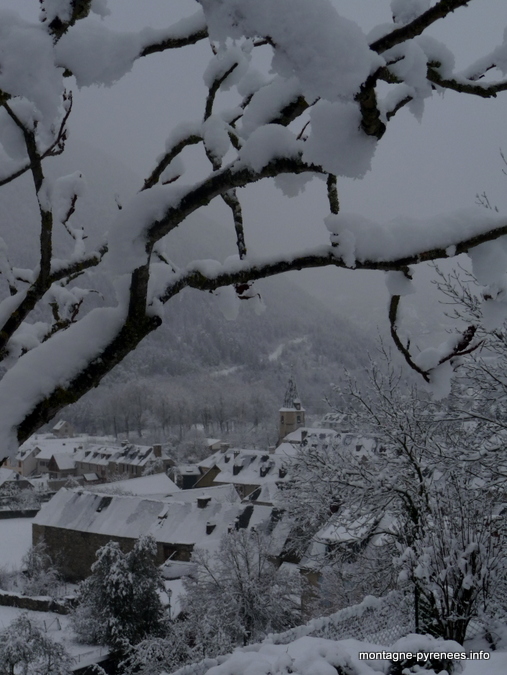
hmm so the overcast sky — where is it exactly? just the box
[2,0,507,331]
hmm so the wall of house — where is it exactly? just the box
[33,524,194,581]
[193,466,221,489]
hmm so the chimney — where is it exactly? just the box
[153,444,162,458]
[197,496,212,509]
[206,522,216,535]
[220,443,230,453]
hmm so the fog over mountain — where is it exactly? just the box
[0,139,450,436]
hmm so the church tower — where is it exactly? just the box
[278,376,305,444]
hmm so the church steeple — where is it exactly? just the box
[278,376,305,444]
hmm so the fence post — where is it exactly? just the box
[414,586,420,634]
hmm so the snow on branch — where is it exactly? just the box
[1,0,507,451]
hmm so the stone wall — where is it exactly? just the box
[0,508,39,519]
[0,589,72,614]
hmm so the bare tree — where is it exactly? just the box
[282,366,507,641]
[1,0,507,455]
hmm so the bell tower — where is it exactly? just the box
[278,376,305,444]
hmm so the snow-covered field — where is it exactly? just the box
[0,516,34,569]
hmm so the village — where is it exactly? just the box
[0,378,375,672]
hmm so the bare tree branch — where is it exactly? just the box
[370,0,474,54]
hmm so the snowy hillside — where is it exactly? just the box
[0,139,375,432]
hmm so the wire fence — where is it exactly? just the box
[265,590,415,646]
[167,584,507,675]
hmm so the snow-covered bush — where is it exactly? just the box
[22,541,62,597]
[387,634,465,674]
[185,530,302,645]
[0,613,73,675]
[123,530,302,674]
[393,469,507,644]
[72,535,169,652]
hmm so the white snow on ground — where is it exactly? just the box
[0,604,108,666]
[166,639,507,675]
[463,652,507,674]
[0,517,33,569]
[165,578,185,619]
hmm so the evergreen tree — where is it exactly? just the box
[72,535,168,652]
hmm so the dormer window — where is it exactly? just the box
[96,496,112,512]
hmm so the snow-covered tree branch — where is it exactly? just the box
[1,0,507,454]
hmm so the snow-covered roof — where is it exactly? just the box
[173,464,201,476]
[282,427,337,444]
[199,448,286,487]
[314,432,379,459]
[246,482,281,505]
[52,420,70,431]
[0,468,30,487]
[76,442,166,468]
[51,454,76,471]
[317,512,378,544]
[302,511,395,568]
[274,442,299,459]
[34,487,289,555]
[162,484,239,504]
[91,472,180,496]
[18,436,90,460]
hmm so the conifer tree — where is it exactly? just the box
[72,535,168,653]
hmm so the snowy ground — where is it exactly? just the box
[0,517,101,667]
[463,652,507,674]
[0,516,34,569]
[0,604,108,667]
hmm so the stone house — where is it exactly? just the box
[47,454,77,481]
[194,447,289,500]
[0,468,34,493]
[32,484,290,581]
[74,442,172,481]
[52,420,75,438]
[8,436,88,477]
